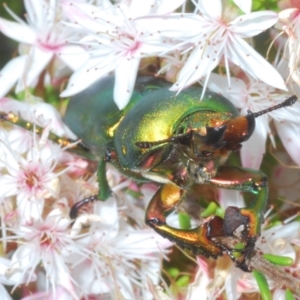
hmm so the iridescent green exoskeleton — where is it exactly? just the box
[64,76,297,271]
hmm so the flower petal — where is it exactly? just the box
[102,0,185,25]
[129,0,157,17]
[0,56,27,97]
[170,43,220,91]
[60,55,116,97]
[92,197,119,238]
[0,97,29,113]
[273,289,287,300]
[16,195,44,221]
[195,0,222,19]
[57,45,89,71]
[240,116,268,169]
[31,102,78,139]
[3,249,37,284]
[0,98,73,139]
[135,14,203,39]
[114,57,140,109]
[0,176,18,198]
[116,229,171,254]
[152,0,186,14]
[277,8,299,29]
[275,121,300,166]
[230,11,278,37]
[61,0,106,33]
[207,73,248,108]
[15,47,53,93]
[0,17,36,44]
[24,0,47,29]
[50,253,78,299]
[187,257,210,299]
[226,37,287,91]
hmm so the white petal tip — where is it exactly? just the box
[60,88,76,98]
[114,99,128,110]
[169,84,179,92]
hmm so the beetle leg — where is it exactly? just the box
[69,195,98,219]
[146,183,225,258]
[209,166,268,266]
[97,158,111,200]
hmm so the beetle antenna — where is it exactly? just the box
[253,95,297,118]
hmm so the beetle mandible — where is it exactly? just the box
[65,75,297,271]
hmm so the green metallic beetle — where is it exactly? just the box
[64,75,297,271]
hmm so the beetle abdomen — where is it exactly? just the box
[64,76,169,154]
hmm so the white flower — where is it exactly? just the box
[0,256,35,300]
[4,211,80,299]
[18,287,74,300]
[186,256,211,299]
[136,0,286,96]
[70,196,170,299]
[276,3,300,87]
[206,72,300,169]
[0,120,33,155]
[0,97,77,140]
[0,124,71,221]
[146,275,173,300]
[0,111,170,298]
[0,0,88,97]
[60,0,184,109]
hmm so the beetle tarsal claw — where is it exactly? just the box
[224,206,249,236]
[212,228,256,272]
[219,206,258,271]
[232,238,256,272]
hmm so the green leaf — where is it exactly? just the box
[168,267,180,278]
[253,270,272,300]
[263,254,294,266]
[285,289,295,300]
[175,275,190,287]
[201,202,218,218]
[178,212,191,230]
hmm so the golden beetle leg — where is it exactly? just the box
[146,183,225,258]
[209,165,268,269]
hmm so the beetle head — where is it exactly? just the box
[134,95,297,185]
[187,95,299,159]
[135,120,246,184]
[172,110,261,184]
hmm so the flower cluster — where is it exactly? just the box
[0,0,300,299]
[0,104,170,299]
